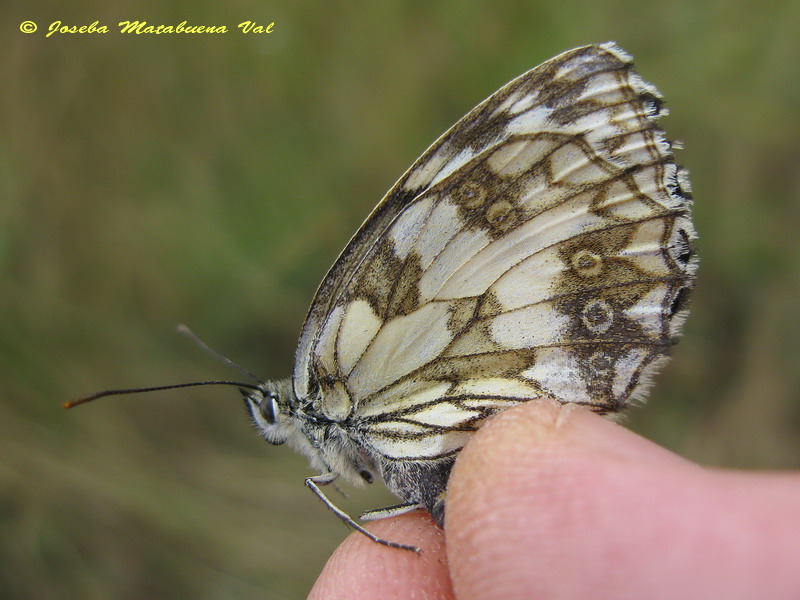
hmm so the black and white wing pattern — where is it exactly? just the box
[293,43,695,472]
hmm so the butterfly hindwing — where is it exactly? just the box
[291,43,695,520]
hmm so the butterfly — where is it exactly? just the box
[71,42,696,552]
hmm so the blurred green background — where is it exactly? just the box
[3,0,799,597]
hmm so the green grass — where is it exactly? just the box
[3,0,800,597]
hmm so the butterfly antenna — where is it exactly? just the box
[65,380,263,409]
[176,324,267,385]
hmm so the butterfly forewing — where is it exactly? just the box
[293,43,695,507]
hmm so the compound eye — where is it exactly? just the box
[260,393,279,425]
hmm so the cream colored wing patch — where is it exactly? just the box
[295,43,696,461]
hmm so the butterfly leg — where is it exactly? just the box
[305,473,421,553]
[360,502,424,521]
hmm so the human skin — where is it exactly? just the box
[308,400,800,600]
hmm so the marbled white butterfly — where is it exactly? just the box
[71,42,696,552]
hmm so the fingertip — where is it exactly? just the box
[445,400,694,599]
[309,512,454,600]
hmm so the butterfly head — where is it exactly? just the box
[242,378,295,446]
